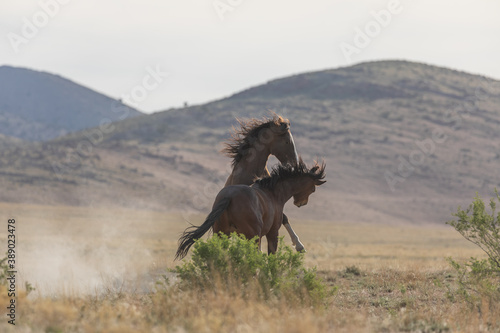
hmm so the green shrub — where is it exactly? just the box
[173,233,334,306]
[446,189,500,309]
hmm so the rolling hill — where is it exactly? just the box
[1,60,499,224]
[0,66,142,141]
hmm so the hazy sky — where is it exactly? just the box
[1,0,499,113]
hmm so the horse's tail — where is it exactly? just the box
[175,197,231,260]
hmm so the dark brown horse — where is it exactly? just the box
[175,159,326,260]
[222,114,306,252]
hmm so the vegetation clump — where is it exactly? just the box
[447,189,500,311]
[173,232,333,306]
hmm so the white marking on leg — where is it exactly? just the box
[284,223,306,252]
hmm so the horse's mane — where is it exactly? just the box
[253,158,326,190]
[222,113,290,166]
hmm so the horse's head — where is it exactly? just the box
[293,178,326,207]
[268,119,299,166]
[254,159,326,207]
[292,163,326,207]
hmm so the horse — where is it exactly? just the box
[221,113,307,252]
[175,159,326,260]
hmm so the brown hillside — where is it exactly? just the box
[1,60,499,224]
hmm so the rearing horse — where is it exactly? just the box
[222,114,307,252]
[175,159,326,260]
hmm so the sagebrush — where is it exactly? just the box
[172,232,333,306]
[447,189,500,310]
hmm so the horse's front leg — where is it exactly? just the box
[266,229,279,254]
[282,213,306,252]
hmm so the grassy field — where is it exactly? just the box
[0,203,498,332]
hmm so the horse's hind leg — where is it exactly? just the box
[282,214,306,252]
[266,229,279,254]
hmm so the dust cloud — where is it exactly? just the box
[11,204,170,297]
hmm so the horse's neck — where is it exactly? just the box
[225,151,270,186]
[273,179,301,205]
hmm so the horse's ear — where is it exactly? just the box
[315,180,326,186]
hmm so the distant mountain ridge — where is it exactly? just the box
[0,66,143,141]
[229,60,483,101]
[1,60,499,224]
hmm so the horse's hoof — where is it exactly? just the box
[295,245,306,253]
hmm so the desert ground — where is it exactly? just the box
[0,202,497,332]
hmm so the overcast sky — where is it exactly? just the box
[1,0,499,113]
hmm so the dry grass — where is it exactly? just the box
[0,203,498,332]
